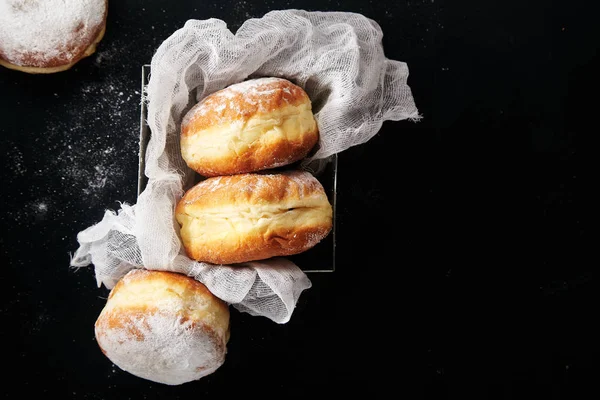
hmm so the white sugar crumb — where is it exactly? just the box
[267,154,296,168]
[88,165,108,193]
[5,142,27,176]
[232,0,254,23]
[24,199,52,219]
[0,0,107,67]
[304,231,326,248]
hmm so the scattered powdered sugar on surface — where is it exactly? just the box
[0,0,107,66]
[96,310,224,385]
[230,0,253,22]
[48,77,140,204]
[4,141,27,177]
[33,202,48,213]
[2,54,140,238]
[2,20,173,284]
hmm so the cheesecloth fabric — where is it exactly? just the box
[71,10,419,323]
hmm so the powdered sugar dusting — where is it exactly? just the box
[212,77,291,110]
[181,77,307,129]
[182,170,324,205]
[226,77,287,96]
[96,310,225,385]
[285,170,321,191]
[303,229,328,249]
[0,0,107,67]
[197,176,223,194]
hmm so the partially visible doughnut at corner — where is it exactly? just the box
[180,77,319,177]
[94,269,230,385]
[175,170,333,265]
[0,0,108,73]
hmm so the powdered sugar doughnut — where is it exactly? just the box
[181,77,319,177]
[0,0,108,74]
[175,170,333,264]
[95,269,230,385]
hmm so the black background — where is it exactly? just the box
[1,0,598,398]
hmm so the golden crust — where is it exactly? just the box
[98,269,229,333]
[180,77,319,177]
[182,78,311,132]
[175,170,333,265]
[0,1,108,73]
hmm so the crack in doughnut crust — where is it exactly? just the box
[95,269,230,386]
[0,0,108,73]
[181,77,319,177]
[175,170,333,265]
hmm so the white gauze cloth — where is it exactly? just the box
[71,10,419,324]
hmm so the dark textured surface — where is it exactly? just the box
[1,0,598,398]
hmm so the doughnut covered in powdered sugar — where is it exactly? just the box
[0,0,108,73]
[180,77,319,177]
[175,170,333,265]
[95,269,230,385]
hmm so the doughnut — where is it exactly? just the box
[94,269,230,385]
[180,77,319,177]
[0,0,108,74]
[175,170,333,265]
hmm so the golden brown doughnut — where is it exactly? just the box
[180,77,319,177]
[0,0,108,74]
[175,170,333,265]
[94,269,230,385]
